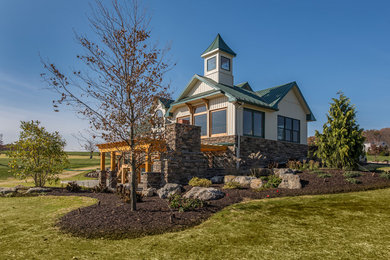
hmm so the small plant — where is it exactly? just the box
[308,160,320,171]
[188,177,212,187]
[346,178,362,184]
[66,182,81,192]
[267,161,279,169]
[250,168,272,178]
[343,171,362,178]
[223,181,243,189]
[263,175,282,189]
[380,171,390,179]
[168,194,204,212]
[317,173,332,178]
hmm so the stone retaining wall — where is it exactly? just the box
[141,172,162,189]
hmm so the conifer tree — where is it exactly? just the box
[315,92,365,169]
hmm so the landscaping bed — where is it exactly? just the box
[53,169,390,239]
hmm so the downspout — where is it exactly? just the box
[235,102,244,170]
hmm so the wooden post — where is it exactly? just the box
[110,151,116,171]
[100,152,106,171]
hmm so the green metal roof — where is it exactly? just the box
[158,97,175,108]
[201,34,236,57]
[167,75,316,121]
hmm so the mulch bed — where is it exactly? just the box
[52,170,390,239]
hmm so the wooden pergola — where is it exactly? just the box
[96,140,228,184]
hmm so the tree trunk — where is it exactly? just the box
[90,151,93,159]
[130,150,137,211]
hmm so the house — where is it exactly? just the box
[158,34,316,168]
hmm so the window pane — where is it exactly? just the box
[212,110,226,134]
[221,56,230,71]
[278,116,284,128]
[207,56,216,71]
[285,118,292,130]
[253,112,263,137]
[178,117,190,125]
[194,105,206,114]
[293,119,300,131]
[278,128,284,140]
[293,131,299,143]
[194,114,207,136]
[285,130,292,141]
[243,109,252,135]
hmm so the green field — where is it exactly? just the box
[367,154,390,162]
[0,152,102,180]
[1,189,390,259]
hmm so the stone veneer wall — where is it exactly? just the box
[239,136,308,169]
[163,123,208,184]
[141,172,161,189]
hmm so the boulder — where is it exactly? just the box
[211,176,224,184]
[224,175,236,183]
[184,187,225,201]
[0,187,16,195]
[278,174,302,189]
[250,179,263,189]
[14,185,28,191]
[157,183,182,199]
[142,188,156,197]
[26,187,52,194]
[274,168,295,178]
[233,176,257,187]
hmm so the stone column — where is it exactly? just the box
[99,152,106,187]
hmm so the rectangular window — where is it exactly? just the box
[207,56,216,71]
[194,114,207,136]
[221,56,230,71]
[211,109,227,135]
[243,108,264,137]
[277,115,300,143]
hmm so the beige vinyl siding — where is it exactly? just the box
[209,96,228,110]
[187,81,214,97]
[173,106,190,119]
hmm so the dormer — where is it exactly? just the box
[201,34,236,87]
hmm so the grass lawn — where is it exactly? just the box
[366,154,390,162]
[1,189,390,259]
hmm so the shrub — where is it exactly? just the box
[66,182,81,192]
[223,181,243,189]
[346,178,362,184]
[380,171,390,179]
[263,175,282,189]
[188,177,212,187]
[343,171,363,178]
[168,194,204,212]
[317,173,332,178]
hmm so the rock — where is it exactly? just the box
[224,175,236,183]
[274,168,295,178]
[142,188,156,197]
[250,179,263,189]
[233,176,257,187]
[26,187,52,194]
[211,176,224,184]
[157,183,182,199]
[278,174,302,189]
[0,187,16,195]
[184,187,225,201]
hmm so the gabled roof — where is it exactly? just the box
[256,82,316,121]
[201,34,236,57]
[236,82,253,91]
[158,97,175,109]
[167,75,316,121]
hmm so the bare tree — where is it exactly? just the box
[72,131,98,159]
[41,0,173,210]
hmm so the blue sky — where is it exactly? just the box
[1,0,389,150]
